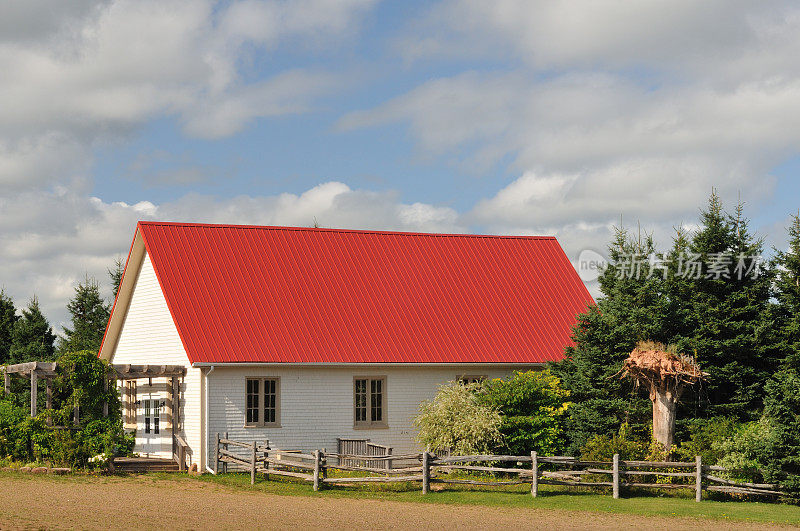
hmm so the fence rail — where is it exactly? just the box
[213,434,788,499]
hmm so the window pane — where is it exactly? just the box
[355,379,367,423]
[246,379,260,424]
[264,379,277,424]
[371,379,382,422]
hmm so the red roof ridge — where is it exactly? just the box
[136,220,557,241]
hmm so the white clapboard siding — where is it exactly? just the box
[207,366,519,464]
[110,252,201,466]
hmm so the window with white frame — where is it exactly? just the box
[245,377,280,427]
[354,377,387,428]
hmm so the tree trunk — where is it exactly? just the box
[651,387,678,451]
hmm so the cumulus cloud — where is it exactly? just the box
[0,0,376,189]
[0,0,381,327]
[0,182,461,329]
[343,1,800,273]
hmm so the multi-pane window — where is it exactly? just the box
[245,378,280,427]
[144,399,159,434]
[354,377,387,428]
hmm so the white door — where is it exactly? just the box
[139,396,162,456]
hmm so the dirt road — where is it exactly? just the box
[0,474,790,530]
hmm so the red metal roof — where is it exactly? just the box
[135,221,594,364]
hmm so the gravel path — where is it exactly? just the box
[0,474,791,530]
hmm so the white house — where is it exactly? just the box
[99,222,593,472]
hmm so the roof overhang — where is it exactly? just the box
[98,228,147,361]
[191,362,548,368]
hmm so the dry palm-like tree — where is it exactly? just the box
[620,341,706,452]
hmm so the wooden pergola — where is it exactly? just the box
[1,362,186,425]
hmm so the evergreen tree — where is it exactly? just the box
[0,290,18,364]
[552,226,659,454]
[59,276,111,354]
[9,297,56,363]
[681,193,774,420]
[553,192,777,454]
[108,258,124,302]
[772,214,800,372]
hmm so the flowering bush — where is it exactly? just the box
[415,381,503,455]
[88,453,108,469]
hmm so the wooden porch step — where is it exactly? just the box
[114,457,180,473]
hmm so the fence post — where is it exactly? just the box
[531,451,538,497]
[264,442,270,481]
[612,454,620,499]
[422,451,430,494]
[214,432,220,475]
[695,455,702,502]
[313,450,321,491]
[321,449,327,481]
[223,431,228,474]
[251,441,257,485]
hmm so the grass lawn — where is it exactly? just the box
[185,471,800,526]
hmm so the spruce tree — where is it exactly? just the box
[772,214,800,371]
[9,297,56,363]
[552,226,658,454]
[759,215,800,491]
[59,276,111,354]
[682,193,774,420]
[554,192,777,454]
[0,290,18,364]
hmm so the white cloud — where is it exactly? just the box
[338,1,800,293]
[0,0,380,328]
[181,69,341,139]
[0,182,461,330]
[0,0,376,189]
[397,0,796,78]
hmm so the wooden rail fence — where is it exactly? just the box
[213,435,788,499]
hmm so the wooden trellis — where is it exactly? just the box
[1,361,185,427]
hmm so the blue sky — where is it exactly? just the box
[1,0,800,327]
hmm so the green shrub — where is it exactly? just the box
[415,381,503,455]
[580,422,649,461]
[478,370,571,456]
[675,417,739,464]
[0,350,130,468]
[711,370,800,498]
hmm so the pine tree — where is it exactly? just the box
[59,276,111,354]
[9,297,56,363]
[0,290,18,364]
[108,258,124,302]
